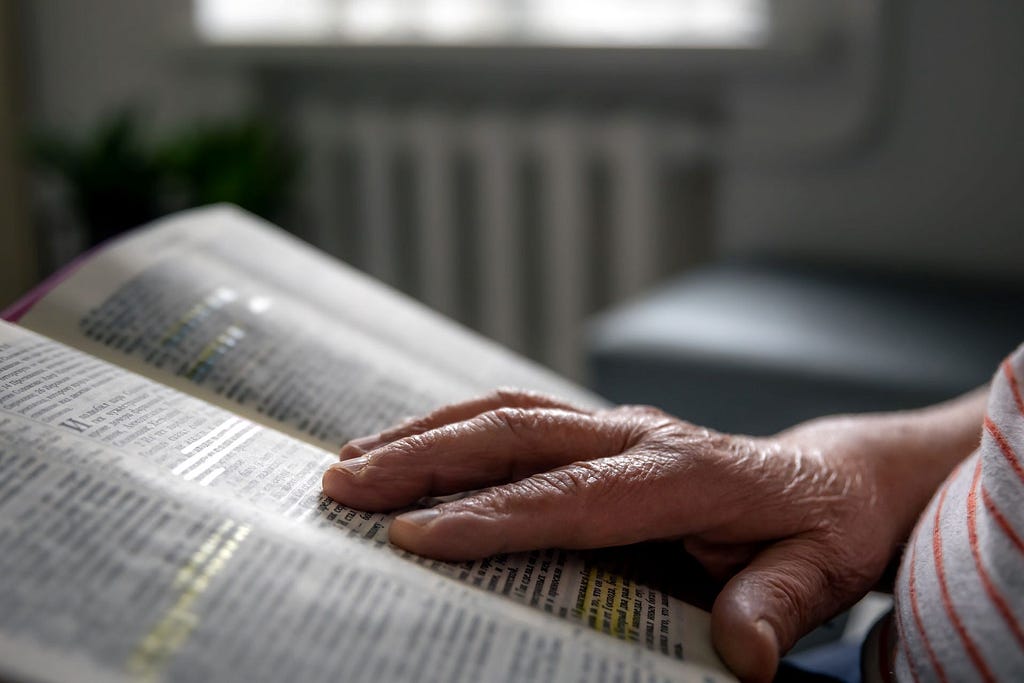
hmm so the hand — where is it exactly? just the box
[322,388,984,682]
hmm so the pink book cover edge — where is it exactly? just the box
[2,241,112,323]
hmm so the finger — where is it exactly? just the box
[324,407,633,511]
[340,388,588,459]
[384,451,711,560]
[710,537,848,683]
[682,537,761,582]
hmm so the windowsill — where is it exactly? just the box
[186,38,827,79]
[183,0,843,85]
[181,4,843,100]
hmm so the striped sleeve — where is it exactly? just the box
[892,344,1024,681]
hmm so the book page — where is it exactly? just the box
[19,206,600,454]
[0,323,732,682]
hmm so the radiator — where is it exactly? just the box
[298,101,711,380]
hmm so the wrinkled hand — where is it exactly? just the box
[321,389,951,682]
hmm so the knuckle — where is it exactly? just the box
[620,404,676,424]
[534,466,591,496]
[602,404,705,455]
[454,490,513,520]
[637,404,672,420]
[378,416,426,442]
[493,387,528,405]
[494,386,553,406]
[622,453,674,483]
[608,404,684,435]
[495,387,570,411]
[385,434,430,460]
[485,407,536,437]
[758,569,822,646]
[606,404,655,423]
[403,415,436,436]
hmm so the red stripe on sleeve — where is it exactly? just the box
[895,596,923,683]
[1003,359,1024,418]
[984,416,1024,486]
[967,458,1024,648]
[981,485,1024,556]
[932,483,997,682]
[908,533,949,683]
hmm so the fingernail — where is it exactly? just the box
[333,457,368,475]
[340,434,382,458]
[394,508,441,528]
[755,618,779,654]
[322,460,366,497]
[321,468,344,498]
[323,459,368,497]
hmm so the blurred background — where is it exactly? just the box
[2,0,1023,434]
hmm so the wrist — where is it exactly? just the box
[779,387,987,541]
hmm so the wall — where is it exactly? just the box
[720,0,1024,282]
[0,0,37,307]
[19,0,1023,284]
[19,0,250,135]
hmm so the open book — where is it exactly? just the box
[0,206,734,683]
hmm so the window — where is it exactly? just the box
[195,0,770,48]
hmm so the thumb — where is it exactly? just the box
[710,538,842,683]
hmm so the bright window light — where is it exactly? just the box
[528,0,767,46]
[416,0,509,41]
[195,0,770,48]
[197,0,338,42]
